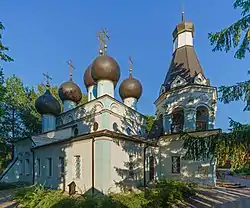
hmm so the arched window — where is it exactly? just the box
[196,106,209,130]
[149,156,155,181]
[171,107,184,133]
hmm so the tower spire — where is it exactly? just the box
[129,56,133,77]
[181,0,185,22]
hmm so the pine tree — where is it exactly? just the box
[181,0,250,170]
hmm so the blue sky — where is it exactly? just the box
[1,0,249,131]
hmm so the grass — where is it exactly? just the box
[13,180,197,208]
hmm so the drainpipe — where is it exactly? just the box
[143,144,148,187]
[92,137,95,195]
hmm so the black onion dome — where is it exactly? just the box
[35,90,61,115]
[84,64,95,88]
[91,55,120,86]
[119,76,143,100]
[58,81,82,104]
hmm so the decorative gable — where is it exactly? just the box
[160,85,166,95]
[171,76,187,89]
[194,73,207,85]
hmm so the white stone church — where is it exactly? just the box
[0,15,220,194]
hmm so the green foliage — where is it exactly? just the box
[0,22,13,63]
[182,118,250,170]
[219,80,250,104]
[144,180,197,208]
[208,0,250,59]
[145,115,155,133]
[13,181,196,208]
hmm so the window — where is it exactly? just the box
[74,155,81,179]
[19,160,22,175]
[59,157,65,177]
[172,156,181,174]
[25,159,30,175]
[73,127,78,137]
[196,106,209,131]
[149,156,155,181]
[128,155,134,179]
[126,127,131,135]
[171,108,184,133]
[36,159,41,177]
[47,158,52,177]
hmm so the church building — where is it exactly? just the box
[0,14,220,194]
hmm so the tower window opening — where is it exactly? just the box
[196,106,209,131]
[171,108,184,133]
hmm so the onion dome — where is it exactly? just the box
[35,89,61,115]
[84,64,95,88]
[119,75,143,100]
[58,81,82,104]
[91,55,120,86]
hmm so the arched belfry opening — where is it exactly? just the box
[171,107,184,133]
[196,106,209,131]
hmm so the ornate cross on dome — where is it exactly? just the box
[67,60,75,81]
[96,28,110,55]
[129,56,133,76]
[43,72,52,88]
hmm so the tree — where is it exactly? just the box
[0,22,13,63]
[0,22,13,173]
[209,0,250,105]
[145,115,155,134]
[182,0,250,170]
[209,0,250,60]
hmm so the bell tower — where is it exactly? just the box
[154,13,217,135]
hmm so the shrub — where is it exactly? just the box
[13,180,197,208]
[111,192,148,208]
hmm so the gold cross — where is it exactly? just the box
[43,72,52,87]
[67,60,74,80]
[129,56,133,76]
[96,28,110,55]
[181,0,185,22]
[96,31,104,55]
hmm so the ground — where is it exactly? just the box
[1,176,250,208]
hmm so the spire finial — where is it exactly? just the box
[67,60,74,81]
[96,28,110,56]
[129,56,133,77]
[43,72,52,88]
[181,0,185,22]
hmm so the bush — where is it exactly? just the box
[144,180,197,208]
[13,180,197,208]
